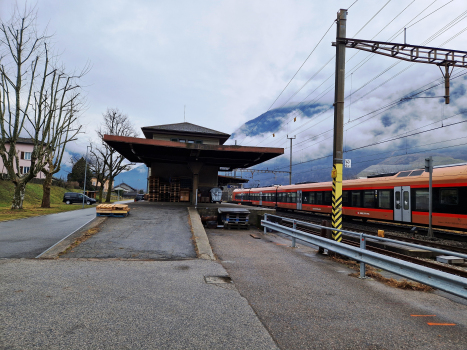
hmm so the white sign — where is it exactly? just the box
[345,159,351,168]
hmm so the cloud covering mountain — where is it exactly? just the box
[227,73,467,187]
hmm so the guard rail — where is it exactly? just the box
[262,214,467,299]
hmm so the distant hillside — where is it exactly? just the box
[228,103,467,187]
[114,164,148,192]
[357,155,467,178]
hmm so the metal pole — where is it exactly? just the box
[427,156,434,238]
[292,220,296,247]
[445,64,450,104]
[360,233,367,278]
[331,9,347,242]
[82,145,91,208]
[287,135,296,185]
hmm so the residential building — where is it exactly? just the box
[0,138,45,179]
[91,177,114,192]
[113,182,138,197]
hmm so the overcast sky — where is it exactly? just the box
[1,0,466,167]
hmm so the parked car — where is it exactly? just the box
[63,192,97,205]
[134,194,144,202]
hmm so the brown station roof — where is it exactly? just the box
[103,135,284,170]
[218,175,249,185]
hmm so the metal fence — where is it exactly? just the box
[262,214,467,299]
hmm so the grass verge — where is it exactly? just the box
[59,226,101,257]
[0,180,90,222]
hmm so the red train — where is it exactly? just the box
[233,163,467,231]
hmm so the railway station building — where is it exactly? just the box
[104,122,283,204]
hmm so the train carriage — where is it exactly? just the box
[232,163,467,231]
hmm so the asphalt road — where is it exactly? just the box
[207,228,467,350]
[0,207,96,258]
[62,202,196,259]
[0,259,278,349]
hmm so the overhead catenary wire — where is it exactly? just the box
[268,0,445,141]
[275,9,465,150]
[256,0,402,147]
[239,0,465,180]
[235,20,336,146]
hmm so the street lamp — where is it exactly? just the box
[82,145,92,209]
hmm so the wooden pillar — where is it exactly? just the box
[188,162,203,205]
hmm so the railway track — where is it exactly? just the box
[269,213,467,279]
[275,210,467,253]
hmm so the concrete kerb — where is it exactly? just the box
[188,207,215,261]
[36,216,108,259]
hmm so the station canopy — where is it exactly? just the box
[103,135,284,171]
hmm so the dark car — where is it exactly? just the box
[134,194,144,202]
[63,192,97,205]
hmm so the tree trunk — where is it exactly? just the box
[11,182,26,209]
[41,172,53,208]
[98,185,104,203]
[105,177,113,202]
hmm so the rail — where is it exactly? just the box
[262,214,467,299]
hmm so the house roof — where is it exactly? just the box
[113,182,137,192]
[5,137,36,145]
[141,122,231,144]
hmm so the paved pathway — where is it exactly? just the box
[0,259,278,349]
[62,202,196,259]
[207,227,467,350]
[0,207,96,258]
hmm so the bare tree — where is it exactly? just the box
[88,144,109,203]
[97,108,138,202]
[0,7,85,209]
[40,76,85,207]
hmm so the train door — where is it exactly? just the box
[259,192,262,206]
[297,190,302,210]
[394,186,411,222]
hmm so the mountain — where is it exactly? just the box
[55,153,148,192]
[114,164,148,191]
[228,102,467,188]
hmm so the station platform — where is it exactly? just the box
[1,201,466,349]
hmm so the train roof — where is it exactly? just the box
[233,163,467,191]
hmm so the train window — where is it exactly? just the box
[397,171,411,177]
[309,192,316,204]
[403,191,410,210]
[306,192,316,204]
[342,191,349,206]
[395,191,401,209]
[288,192,297,203]
[302,192,311,204]
[440,189,458,205]
[351,191,361,207]
[378,190,391,209]
[316,192,323,204]
[324,191,332,205]
[363,190,375,208]
[415,189,429,211]
[409,169,424,176]
[277,193,283,202]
